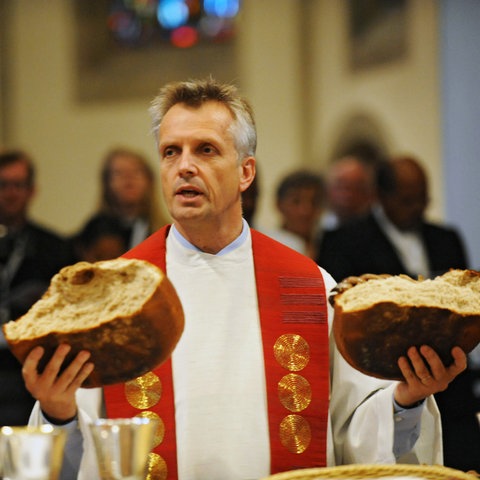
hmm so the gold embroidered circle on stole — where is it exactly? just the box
[125,372,162,409]
[274,334,310,371]
[274,334,312,454]
[279,414,311,454]
[278,373,312,412]
[135,411,165,447]
[124,372,167,478]
[146,452,167,480]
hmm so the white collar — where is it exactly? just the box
[170,219,250,256]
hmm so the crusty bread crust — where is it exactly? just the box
[2,259,184,388]
[331,270,480,380]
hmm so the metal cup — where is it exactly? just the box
[89,417,158,480]
[0,425,66,480]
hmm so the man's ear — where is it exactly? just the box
[239,156,256,193]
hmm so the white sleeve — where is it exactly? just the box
[322,267,443,465]
[28,388,104,480]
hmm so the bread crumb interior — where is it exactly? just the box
[337,269,480,313]
[4,258,163,340]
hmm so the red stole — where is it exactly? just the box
[104,226,329,479]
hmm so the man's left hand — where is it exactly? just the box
[394,345,467,408]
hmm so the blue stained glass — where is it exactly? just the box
[204,0,240,18]
[107,0,241,47]
[157,0,189,29]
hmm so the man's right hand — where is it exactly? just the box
[22,344,94,423]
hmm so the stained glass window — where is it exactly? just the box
[107,0,241,49]
[74,0,241,101]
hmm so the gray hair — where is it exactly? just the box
[149,78,257,160]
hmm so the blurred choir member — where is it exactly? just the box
[320,155,376,232]
[93,147,168,250]
[71,214,128,263]
[0,149,73,426]
[267,169,324,258]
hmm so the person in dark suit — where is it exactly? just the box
[316,156,468,281]
[0,149,74,426]
[316,155,480,472]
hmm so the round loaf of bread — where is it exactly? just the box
[331,269,480,380]
[2,258,184,388]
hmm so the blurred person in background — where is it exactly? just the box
[320,155,377,232]
[71,213,128,263]
[317,155,468,281]
[267,169,325,258]
[91,146,168,250]
[0,149,73,426]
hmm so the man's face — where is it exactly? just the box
[381,172,428,231]
[158,101,254,230]
[0,160,34,225]
[327,160,374,221]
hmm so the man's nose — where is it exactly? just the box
[178,153,198,175]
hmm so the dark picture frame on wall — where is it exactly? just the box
[347,0,409,70]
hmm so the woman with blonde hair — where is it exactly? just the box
[80,147,168,254]
[99,146,168,248]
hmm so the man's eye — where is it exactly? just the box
[202,145,215,155]
[164,148,176,157]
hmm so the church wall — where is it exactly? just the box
[2,0,477,267]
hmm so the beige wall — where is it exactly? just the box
[1,0,443,235]
[5,0,163,234]
[308,1,443,219]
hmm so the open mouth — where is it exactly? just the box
[176,187,202,198]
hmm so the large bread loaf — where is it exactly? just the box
[331,269,480,380]
[2,258,184,388]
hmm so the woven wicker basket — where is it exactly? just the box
[261,464,479,480]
